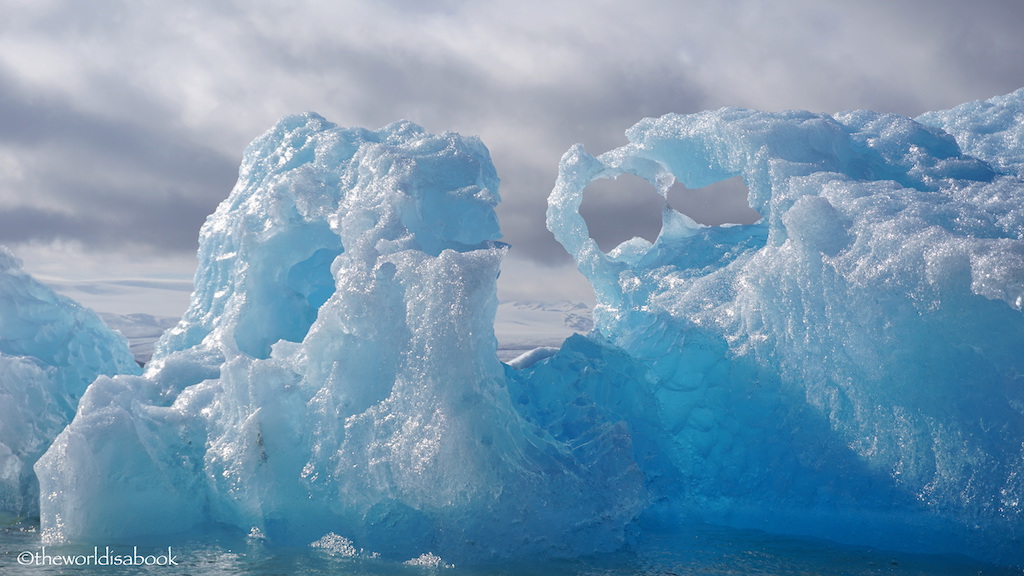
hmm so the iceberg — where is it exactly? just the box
[547,89,1024,566]
[0,248,140,519]
[35,116,643,562]
[31,89,1024,568]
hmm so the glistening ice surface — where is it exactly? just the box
[30,90,1024,569]
[546,89,1024,567]
[35,116,643,564]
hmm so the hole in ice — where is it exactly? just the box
[667,175,760,226]
[580,173,664,253]
[580,174,761,253]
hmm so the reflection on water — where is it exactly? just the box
[0,521,1017,576]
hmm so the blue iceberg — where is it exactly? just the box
[35,116,644,563]
[30,90,1024,568]
[0,248,140,519]
[547,89,1024,566]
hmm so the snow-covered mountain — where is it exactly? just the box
[98,313,179,365]
[101,301,593,366]
[494,300,593,361]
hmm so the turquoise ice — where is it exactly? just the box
[0,249,139,518]
[35,117,643,563]
[547,89,1024,566]
[31,90,1024,568]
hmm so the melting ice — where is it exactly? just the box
[11,90,1024,568]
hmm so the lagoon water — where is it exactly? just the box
[1,523,1017,576]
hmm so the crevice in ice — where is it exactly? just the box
[285,247,343,313]
[233,231,344,359]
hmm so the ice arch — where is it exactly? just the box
[547,97,1024,567]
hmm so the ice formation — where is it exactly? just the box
[31,89,1024,568]
[35,116,643,562]
[547,89,1024,566]
[0,248,139,518]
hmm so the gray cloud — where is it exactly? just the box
[0,0,1021,312]
[0,65,237,252]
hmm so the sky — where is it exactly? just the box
[1,0,1023,317]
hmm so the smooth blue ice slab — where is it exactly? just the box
[36,116,644,562]
[547,91,1024,566]
[0,248,140,518]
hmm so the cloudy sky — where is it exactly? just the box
[2,0,1022,317]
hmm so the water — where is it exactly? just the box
[1,522,1018,575]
